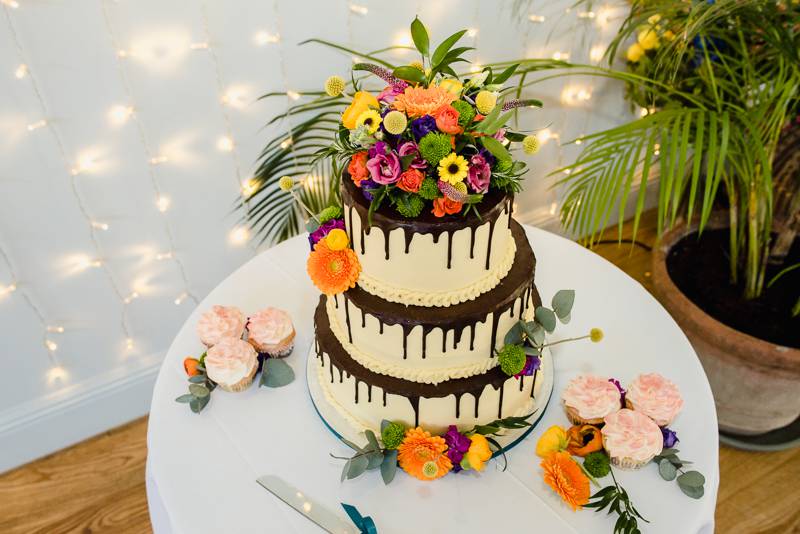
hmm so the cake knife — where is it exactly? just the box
[256,475,360,534]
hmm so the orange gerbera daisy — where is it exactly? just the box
[397,427,452,481]
[540,451,591,511]
[306,240,361,295]
[392,86,456,118]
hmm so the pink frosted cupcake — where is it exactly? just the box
[602,408,663,470]
[196,305,245,348]
[626,373,684,426]
[205,337,258,392]
[246,307,295,357]
[562,374,622,425]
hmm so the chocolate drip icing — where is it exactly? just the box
[469,324,475,351]
[367,384,372,403]
[360,308,366,328]
[485,217,495,270]
[455,394,461,419]
[343,298,352,344]
[519,375,525,392]
[409,397,420,427]
[446,231,453,269]
[498,385,505,419]
[333,294,339,309]
[469,226,476,259]
[382,390,387,407]
[531,369,539,398]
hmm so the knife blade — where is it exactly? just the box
[257,475,359,534]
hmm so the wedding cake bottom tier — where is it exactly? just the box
[310,297,548,436]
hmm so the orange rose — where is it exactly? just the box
[348,151,369,186]
[433,105,462,135]
[397,168,424,193]
[183,357,200,377]
[432,197,462,217]
[342,91,379,129]
[566,425,604,457]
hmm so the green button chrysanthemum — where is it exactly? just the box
[497,344,527,376]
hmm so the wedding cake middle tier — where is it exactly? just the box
[327,220,538,385]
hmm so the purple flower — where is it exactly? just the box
[308,218,345,249]
[397,141,427,170]
[366,150,401,185]
[479,147,495,167]
[368,141,388,159]
[609,378,626,408]
[377,84,406,104]
[411,115,437,140]
[467,154,491,193]
[515,355,541,378]
[360,178,379,201]
[661,427,679,448]
[444,425,471,472]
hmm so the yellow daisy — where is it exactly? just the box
[437,152,468,184]
[355,109,382,134]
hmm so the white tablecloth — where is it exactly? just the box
[146,226,718,534]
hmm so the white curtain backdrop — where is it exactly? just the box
[0,0,631,470]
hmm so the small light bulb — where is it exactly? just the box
[549,202,558,215]
[280,137,293,149]
[174,292,188,305]
[253,31,280,46]
[47,366,68,384]
[123,291,139,304]
[45,339,58,352]
[91,221,109,231]
[155,251,173,260]
[189,42,209,50]
[241,178,259,197]
[217,136,234,152]
[117,49,128,58]
[577,11,595,19]
[552,51,570,61]
[0,283,17,296]
[108,105,134,126]
[14,64,28,79]
[470,64,483,74]
[2,0,20,8]
[76,256,102,271]
[349,3,368,15]
[47,325,65,333]
[229,226,249,245]
[286,90,301,101]
[73,154,96,174]
[149,155,169,165]
[156,195,170,212]
[528,14,545,23]
[125,337,134,350]
[590,45,605,63]
[466,28,478,38]
[597,7,613,28]
[27,119,47,131]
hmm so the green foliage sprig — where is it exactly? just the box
[585,467,649,534]
[654,448,706,499]
[175,353,216,413]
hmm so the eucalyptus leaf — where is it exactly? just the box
[527,322,546,345]
[189,384,210,398]
[175,394,194,403]
[677,470,705,488]
[658,458,677,481]
[678,482,705,499]
[365,450,384,470]
[551,289,575,320]
[381,449,398,484]
[365,430,380,452]
[197,394,210,411]
[346,454,369,480]
[189,397,202,413]
[410,17,429,57]
[188,375,206,384]
[380,420,390,433]
[535,306,557,333]
[260,358,295,388]
[503,321,525,345]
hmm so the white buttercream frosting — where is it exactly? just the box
[247,307,295,352]
[196,305,245,347]
[626,373,684,426]
[602,408,663,463]
[205,337,257,387]
[562,374,621,420]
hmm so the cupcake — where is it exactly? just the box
[562,375,622,425]
[204,337,258,392]
[602,408,663,470]
[196,305,245,348]
[246,307,295,357]
[626,373,684,427]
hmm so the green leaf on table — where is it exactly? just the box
[189,395,210,413]
[658,458,677,481]
[365,450,384,470]
[381,449,398,485]
[346,454,369,480]
[551,289,575,321]
[260,358,295,388]
[677,470,705,488]
[175,394,194,403]
[535,306,557,333]
[189,384,210,398]
[678,482,705,499]
[410,17,429,57]
[364,430,380,452]
[526,321,546,345]
[188,375,206,384]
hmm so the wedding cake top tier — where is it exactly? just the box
[342,178,515,307]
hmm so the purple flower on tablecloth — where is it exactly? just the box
[444,425,471,472]
[467,154,491,193]
[609,378,626,408]
[514,355,540,378]
[661,427,679,448]
[411,115,437,140]
[398,141,427,170]
[360,178,380,201]
[366,150,401,185]
[308,218,345,249]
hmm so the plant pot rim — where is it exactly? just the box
[651,214,800,374]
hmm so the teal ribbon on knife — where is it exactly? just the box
[341,503,377,534]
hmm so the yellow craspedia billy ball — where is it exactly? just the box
[637,29,660,50]
[475,90,497,115]
[383,110,408,135]
[522,135,540,155]
[324,75,345,97]
[325,228,349,251]
[590,328,604,343]
[278,175,294,191]
[409,60,424,72]
[626,43,645,62]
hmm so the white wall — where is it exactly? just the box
[0,0,631,471]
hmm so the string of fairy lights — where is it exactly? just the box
[1,0,626,387]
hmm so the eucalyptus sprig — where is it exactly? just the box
[175,353,216,413]
[585,467,649,534]
[654,448,706,499]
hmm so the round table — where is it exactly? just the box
[146,226,719,534]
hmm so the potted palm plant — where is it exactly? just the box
[523,0,800,440]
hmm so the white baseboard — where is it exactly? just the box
[0,352,163,474]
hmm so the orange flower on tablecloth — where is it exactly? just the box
[392,86,456,118]
[183,357,200,376]
[397,427,452,481]
[566,424,604,457]
[432,197,462,217]
[306,240,361,295]
[348,151,369,186]
[540,451,591,511]
[433,104,462,135]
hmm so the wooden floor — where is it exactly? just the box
[1,212,799,534]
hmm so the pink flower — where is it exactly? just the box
[397,141,427,170]
[493,128,507,141]
[377,84,406,104]
[467,154,491,193]
[366,151,401,185]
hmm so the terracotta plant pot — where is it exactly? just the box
[651,216,800,435]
